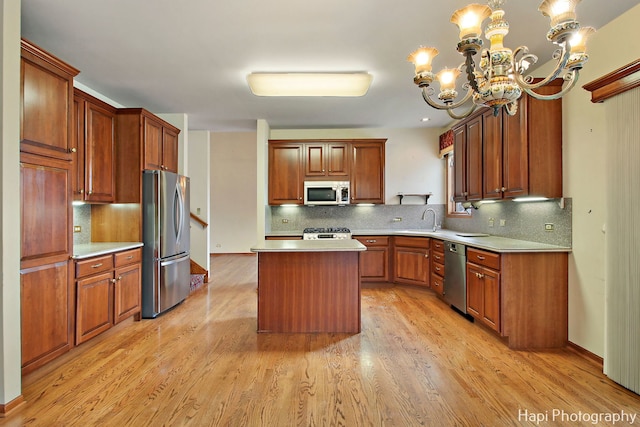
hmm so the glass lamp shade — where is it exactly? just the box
[539,0,580,28]
[436,68,461,92]
[569,26,595,54]
[407,47,439,74]
[450,3,492,40]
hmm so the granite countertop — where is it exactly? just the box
[265,229,571,253]
[251,239,366,253]
[72,242,144,259]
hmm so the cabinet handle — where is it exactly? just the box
[366,239,377,243]
[475,272,485,279]
[118,276,122,281]
[425,254,429,258]
[435,266,441,272]
[476,255,485,260]
[91,263,103,268]
[434,255,441,260]
[87,191,93,195]
[69,147,77,153]
[126,255,134,260]
[501,187,506,192]
[79,189,84,194]
[111,279,117,284]
[495,188,500,192]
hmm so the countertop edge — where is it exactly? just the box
[251,240,366,253]
[72,242,144,259]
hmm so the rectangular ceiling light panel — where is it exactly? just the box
[247,73,373,97]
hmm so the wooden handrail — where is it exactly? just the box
[190,212,208,228]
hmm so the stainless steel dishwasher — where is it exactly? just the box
[444,241,467,314]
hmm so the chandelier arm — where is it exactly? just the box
[420,86,474,111]
[513,43,571,90]
[521,70,580,101]
[446,103,479,120]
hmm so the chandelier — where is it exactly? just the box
[407,0,595,119]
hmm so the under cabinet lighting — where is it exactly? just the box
[247,72,373,97]
[513,197,550,202]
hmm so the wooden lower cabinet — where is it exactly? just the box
[393,237,430,287]
[466,260,501,332]
[74,248,142,345]
[430,239,445,296]
[354,236,389,282]
[20,260,73,374]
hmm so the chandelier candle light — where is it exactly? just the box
[407,0,595,119]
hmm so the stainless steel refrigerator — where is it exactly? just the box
[141,170,191,318]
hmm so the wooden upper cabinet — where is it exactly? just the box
[115,109,181,203]
[350,140,386,204]
[20,38,79,160]
[304,142,349,178]
[453,115,482,202]
[268,141,304,205]
[73,88,116,203]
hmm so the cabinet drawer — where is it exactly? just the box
[467,248,500,270]
[354,236,389,246]
[431,273,444,295]
[394,236,430,249]
[76,255,114,278]
[431,250,445,264]
[432,261,445,277]
[114,248,142,267]
[432,239,445,252]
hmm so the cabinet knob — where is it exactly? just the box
[475,272,485,279]
[79,189,84,194]
[118,276,122,281]
[69,147,77,153]
[425,254,429,258]
[366,239,377,243]
[87,191,93,195]
[111,279,117,284]
[501,187,506,192]
[495,188,500,192]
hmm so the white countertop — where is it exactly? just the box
[251,239,366,253]
[72,242,144,259]
[266,229,571,253]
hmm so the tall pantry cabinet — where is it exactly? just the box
[20,39,79,375]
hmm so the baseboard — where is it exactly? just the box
[568,341,604,367]
[210,253,255,257]
[0,394,25,417]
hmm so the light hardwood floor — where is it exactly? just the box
[4,254,640,426]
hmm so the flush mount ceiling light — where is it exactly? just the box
[247,72,373,97]
[407,0,595,120]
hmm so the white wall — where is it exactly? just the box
[536,4,640,356]
[0,0,23,405]
[210,132,258,253]
[187,131,210,272]
[270,127,445,205]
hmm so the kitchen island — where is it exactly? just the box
[250,239,366,333]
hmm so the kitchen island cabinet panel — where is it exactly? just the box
[257,251,361,333]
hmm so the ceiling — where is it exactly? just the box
[21,0,639,132]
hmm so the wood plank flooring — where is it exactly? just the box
[5,254,640,426]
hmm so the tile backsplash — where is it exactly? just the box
[269,198,572,247]
[73,204,92,245]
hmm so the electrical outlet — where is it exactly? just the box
[545,223,555,231]
[215,243,222,248]
[73,225,82,233]
[499,219,506,227]
[282,219,289,223]
[488,217,494,227]
[197,207,201,215]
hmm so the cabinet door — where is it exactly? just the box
[20,41,78,160]
[482,109,504,200]
[76,271,113,345]
[466,263,484,319]
[466,115,483,201]
[351,142,385,204]
[114,263,142,324]
[359,245,389,282]
[162,127,179,172]
[268,143,304,205]
[84,100,116,202]
[394,247,430,286]
[143,117,163,170]
[482,268,501,332]
[502,96,529,199]
[327,143,349,177]
[304,143,326,177]
[72,96,86,200]
[452,125,467,201]
[20,260,72,374]
[20,153,72,269]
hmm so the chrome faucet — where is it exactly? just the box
[421,208,438,232]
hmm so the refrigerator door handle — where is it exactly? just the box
[174,183,184,245]
[160,253,190,267]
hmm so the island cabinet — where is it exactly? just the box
[392,236,430,287]
[114,108,181,203]
[20,38,78,375]
[304,141,349,178]
[466,247,568,349]
[268,141,304,205]
[430,239,445,296]
[75,248,142,345]
[354,236,390,282]
[72,88,116,203]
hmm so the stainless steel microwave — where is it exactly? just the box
[303,181,350,205]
